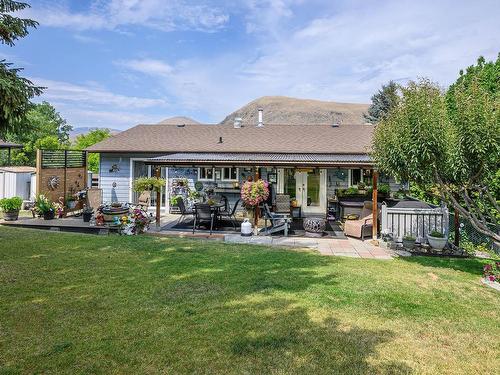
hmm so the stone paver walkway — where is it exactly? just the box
[224,234,393,260]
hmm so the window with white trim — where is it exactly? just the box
[198,167,214,181]
[221,167,238,181]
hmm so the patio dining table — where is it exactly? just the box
[193,202,226,230]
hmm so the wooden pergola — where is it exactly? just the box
[0,139,23,165]
[145,153,379,240]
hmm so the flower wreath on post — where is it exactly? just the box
[240,179,270,231]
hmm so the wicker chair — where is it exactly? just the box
[343,201,376,239]
[275,194,291,214]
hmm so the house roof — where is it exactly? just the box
[0,139,23,149]
[146,152,372,167]
[0,166,36,173]
[86,123,375,154]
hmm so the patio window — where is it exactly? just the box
[351,169,362,186]
[221,167,238,181]
[198,167,214,181]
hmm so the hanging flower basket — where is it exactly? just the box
[240,180,270,208]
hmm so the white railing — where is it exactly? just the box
[381,202,449,242]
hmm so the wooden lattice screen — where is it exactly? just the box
[36,149,87,204]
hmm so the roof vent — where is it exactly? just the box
[257,107,264,127]
[176,124,186,127]
[218,136,223,144]
[233,117,242,128]
[331,123,339,128]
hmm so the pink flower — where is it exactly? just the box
[488,275,496,282]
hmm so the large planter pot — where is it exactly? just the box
[303,217,326,237]
[2,210,19,221]
[427,235,448,250]
[402,239,416,249]
[43,210,55,220]
[83,212,93,222]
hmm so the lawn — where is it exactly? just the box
[0,227,498,374]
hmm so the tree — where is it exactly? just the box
[73,129,111,173]
[5,102,72,165]
[373,66,499,243]
[363,81,399,124]
[0,0,43,137]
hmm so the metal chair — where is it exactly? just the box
[218,198,240,230]
[192,203,214,234]
[219,195,228,212]
[262,203,291,236]
[177,198,194,224]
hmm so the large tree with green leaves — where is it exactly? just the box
[0,0,43,137]
[73,128,111,173]
[363,81,399,124]
[373,56,500,244]
[4,102,72,165]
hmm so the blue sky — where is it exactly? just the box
[2,0,499,129]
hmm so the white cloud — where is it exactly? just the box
[24,0,229,32]
[115,59,174,77]
[32,78,168,109]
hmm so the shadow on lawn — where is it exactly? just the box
[227,299,412,374]
[148,240,412,373]
[399,255,488,276]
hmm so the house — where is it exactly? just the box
[86,109,402,218]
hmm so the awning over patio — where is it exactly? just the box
[145,152,373,168]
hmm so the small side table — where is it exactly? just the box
[291,206,302,218]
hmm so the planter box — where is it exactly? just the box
[2,210,19,221]
[427,235,447,250]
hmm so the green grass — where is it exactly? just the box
[0,226,498,374]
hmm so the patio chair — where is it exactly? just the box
[343,201,377,240]
[218,198,240,230]
[135,191,151,211]
[86,188,102,210]
[275,194,291,214]
[177,198,194,224]
[192,203,214,235]
[219,195,228,212]
[262,203,291,236]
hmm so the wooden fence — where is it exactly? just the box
[36,149,87,204]
[381,202,449,242]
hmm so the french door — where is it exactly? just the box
[295,169,326,215]
[131,160,167,209]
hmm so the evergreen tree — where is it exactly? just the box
[364,81,399,124]
[0,0,43,136]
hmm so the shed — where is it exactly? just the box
[0,166,36,201]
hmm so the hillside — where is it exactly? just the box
[157,116,200,125]
[70,127,121,139]
[220,96,369,125]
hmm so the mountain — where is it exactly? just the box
[220,96,370,126]
[70,127,121,139]
[157,116,200,125]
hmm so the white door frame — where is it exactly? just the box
[129,158,168,213]
[295,169,326,215]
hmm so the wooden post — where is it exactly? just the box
[35,149,42,196]
[254,166,260,231]
[454,209,460,247]
[155,166,161,228]
[7,147,11,165]
[372,170,378,240]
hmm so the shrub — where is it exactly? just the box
[483,261,500,282]
[429,230,444,238]
[0,196,23,212]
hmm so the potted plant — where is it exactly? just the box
[0,196,23,221]
[82,205,94,222]
[66,194,77,209]
[427,230,448,250]
[402,235,416,249]
[35,194,56,220]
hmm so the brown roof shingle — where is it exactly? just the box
[86,123,374,154]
